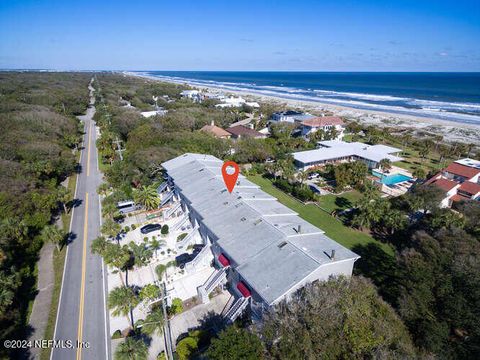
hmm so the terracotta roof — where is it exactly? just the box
[458,181,480,195]
[424,173,441,185]
[226,125,266,138]
[431,178,459,192]
[444,162,480,179]
[200,124,231,138]
[301,116,344,127]
[451,194,472,203]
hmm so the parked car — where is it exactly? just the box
[140,223,162,234]
[307,172,320,180]
[175,253,192,269]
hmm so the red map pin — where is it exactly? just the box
[222,161,240,193]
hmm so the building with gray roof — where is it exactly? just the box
[161,153,359,321]
[293,140,403,170]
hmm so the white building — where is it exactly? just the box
[300,116,345,140]
[215,96,259,109]
[270,111,316,124]
[140,108,168,118]
[180,90,202,102]
[293,140,403,171]
[160,153,359,322]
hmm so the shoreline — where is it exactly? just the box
[124,71,480,145]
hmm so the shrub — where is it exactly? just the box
[123,225,130,232]
[168,298,184,316]
[131,224,137,230]
[161,224,169,235]
[177,233,188,242]
[157,352,166,360]
[111,329,122,339]
[144,236,149,242]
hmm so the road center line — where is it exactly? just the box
[76,193,88,360]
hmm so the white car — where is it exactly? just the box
[307,173,320,180]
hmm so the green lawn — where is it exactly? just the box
[248,175,393,256]
[317,190,362,214]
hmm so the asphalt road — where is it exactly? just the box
[51,82,110,360]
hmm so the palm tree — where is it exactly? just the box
[103,244,131,285]
[129,241,153,268]
[57,186,70,214]
[91,236,109,255]
[140,306,165,336]
[114,337,148,360]
[149,238,165,258]
[378,158,392,173]
[109,286,139,329]
[419,146,429,163]
[297,170,309,186]
[40,225,67,251]
[412,168,426,181]
[133,185,160,210]
[101,218,122,241]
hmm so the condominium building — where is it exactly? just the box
[159,153,359,323]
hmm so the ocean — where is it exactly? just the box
[136,71,480,126]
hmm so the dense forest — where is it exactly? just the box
[0,72,90,357]
[93,74,480,359]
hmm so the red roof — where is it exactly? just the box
[218,253,230,267]
[459,181,480,195]
[431,178,459,192]
[301,116,344,127]
[226,125,266,138]
[451,194,472,203]
[236,281,251,298]
[444,163,480,179]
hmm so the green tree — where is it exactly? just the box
[207,326,264,360]
[168,298,183,316]
[109,286,139,329]
[101,218,122,241]
[378,158,392,173]
[140,306,164,336]
[149,237,165,257]
[129,241,153,268]
[40,225,67,251]
[114,337,148,360]
[262,276,416,359]
[412,167,426,180]
[407,184,445,214]
[133,185,160,210]
[139,284,160,302]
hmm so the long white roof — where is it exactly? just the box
[293,140,403,164]
[162,153,359,305]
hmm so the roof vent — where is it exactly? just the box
[240,217,246,222]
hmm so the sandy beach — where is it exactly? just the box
[125,72,480,145]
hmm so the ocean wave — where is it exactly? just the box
[136,72,480,125]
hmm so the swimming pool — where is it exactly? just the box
[372,171,412,185]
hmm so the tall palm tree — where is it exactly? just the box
[91,236,109,255]
[101,218,122,241]
[57,186,70,214]
[114,337,148,360]
[297,170,309,186]
[133,185,160,210]
[109,286,139,329]
[149,238,165,258]
[40,225,67,251]
[103,244,131,285]
[378,158,392,173]
[129,241,153,268]
[140,306,165,336]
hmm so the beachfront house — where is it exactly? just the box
[270,110,316,124]
[160,153,360,322]
[300,116,345,139]
[292,140,403,171]
[215,96,260,109]
[426,158,480,208]
[180,90,202,102]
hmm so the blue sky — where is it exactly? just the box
[0,0,479,71]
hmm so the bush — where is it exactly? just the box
[177,233,188,242]
[168,298,183,316]
[157,352,166,360]
[161,224,169,235]
[123,225,130,232]
[111,329,122,339]
[156,264,167,279]
[131,224,137,230]
[176,330,208,360]
[144,236,149,242]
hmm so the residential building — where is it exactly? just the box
[293,140,403,171]
[426,158,480,207]
[200,121,231,139]
[270,110,316,123]
[226,125,267,139]
[300,116,345,140]
[160,153,359,322]
[180,90,202,102]
[215,96,260,108]
[140,108,168,118]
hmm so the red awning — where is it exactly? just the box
[236,281,251,298]
[218,253,230,267]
